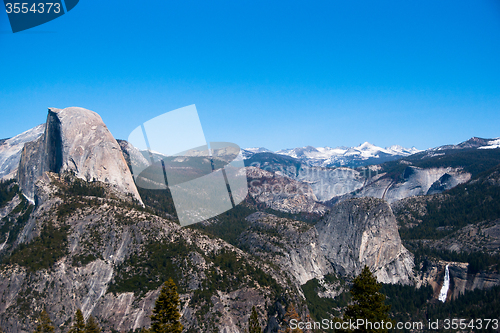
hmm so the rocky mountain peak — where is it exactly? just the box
[272,142,422,168]
[431,136,500,151]
[17,107,142,204]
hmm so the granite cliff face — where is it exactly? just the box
[240,212,334,287]
[117,139,150,176]
[317,198,414,284]
[239,197,415,289]
[17,107,142,204]
[353,166,471,203]
[294,166,365,202]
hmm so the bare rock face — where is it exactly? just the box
[0,124,44,180]
[316,197,414,284]
[240,198,415,287]
[17,107,142,204]
[354,167,471,203]
[294,166,366,202]
[240,212,334,286]
[246,167,327,215]
[117,139,150,174]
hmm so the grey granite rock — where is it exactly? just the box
[240,198,415,291]
[17,107,142,204]
[317,197,415,284]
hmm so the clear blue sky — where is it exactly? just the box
[1,0,499,151]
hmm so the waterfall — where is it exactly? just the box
[0,232,9,251]
[438,265,450,303]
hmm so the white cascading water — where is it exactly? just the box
[438,265,450,303]
[0,232,8,251]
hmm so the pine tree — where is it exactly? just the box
[68,309,86,333]
[150,278,183,333]
[343,266,392,333]
[34,309,55,333]
[84,316,101,333]
[248,306,262,333]
[279,305,303,333]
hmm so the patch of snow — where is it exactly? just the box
[479,145,500,150]
[242,147,272,158]
[273,142,422,167]
[478,138,500,150]
[0,124,45,180]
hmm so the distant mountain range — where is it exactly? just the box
[243,137,500,168]
[243,142,421,168]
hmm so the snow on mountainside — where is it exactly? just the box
[244,136,500,168]
[411,137,500,160]
[432,137,500,151]
[274,142,421,167]
[478,138,500,150]
[0,124,45,180]
[242,147,273,159]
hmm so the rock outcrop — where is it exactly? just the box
[0,124,44,180]
[17,107,142,204]
[117,139,150,175]
[294,166,365,202]
[412,219,500,254]
[316,198,414,283]
[246,167,327,215]
[240,197,415,287]
[354,166,471,203]
[240,212,334,286]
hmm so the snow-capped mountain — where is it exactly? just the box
[412,137,500,159]
[477,138,500,150]
[241,147,273,159]
[274,142,421,167]
[430,137,500,151]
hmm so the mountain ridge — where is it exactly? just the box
[243,136,500,168]
[243,142,421,167]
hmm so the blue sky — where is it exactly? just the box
[1,0,499,151]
